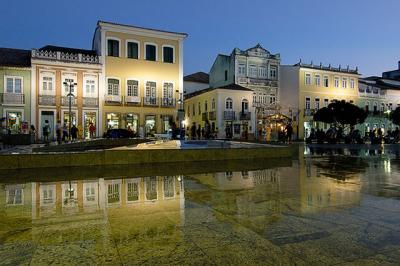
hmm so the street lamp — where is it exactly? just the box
[63,80,77,141]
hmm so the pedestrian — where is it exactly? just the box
[190,123,196,140]
[197,124,201,140]
[285,123,293,144]
[62,122,68,142]
[56,120,62,144]
[89,122,96,139]
[29,125,36,144]
[71,124,78,141]
[139,125,145,139]
[42,120,50,145]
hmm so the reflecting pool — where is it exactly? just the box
[1,145,400,265]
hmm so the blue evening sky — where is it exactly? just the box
[1,0,399,77]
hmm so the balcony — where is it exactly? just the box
[208,111,217,121]
[161,98,176,108]
[104,94,122,105]
[202,112,208,121]
[239,111,251,120]
[125,96,141,106]
[303,108,316,117]
[61,96,77,106]
[223,110,236,120]
[83,97,98,107]
[0,93,24,105]
[143,97,158,106]
[38,95,56,106]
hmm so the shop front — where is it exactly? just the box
[83,111,97,139]
[6,110,23,134]
[162,115,173,133]
[145,115,156,137]
[106,113,120,130]
[125,113,139,134]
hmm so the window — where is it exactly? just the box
[5,77,22,93]
[145,81,157,98]
[212,98,216,109]
[350,78,355,89]
[305,97,311,110]
[270,66,277,79]
[381,103,385,112]
[259,67,267,78]
[315,98,320,110]
[107,183,120,204]
[145,177,157,200]
[305,73,311,85]
[107,39,119,57]
[315,75,321,86]
[163,82,173,99]
[127,80,139,97]
[238,64,246,75]
[241,99,249,111]
[198,102,201,115]
[163,46,174,63]
[324,99,329,107]
[224,70,228,81]
[85,79,96,95]
[324,76,329,87]
[163,176,175,198]
[334,77,339,88]
[41,74,54,94]
[249,65,257,77]
[205,100,208,111]
[127,179,140,202]
[6,188,23,205]
[145,44,157,61]
[107,79,119,95]
[225,98,233,110]
[127,41,139,59]
[342,77,347,88]
[192,104,195,116]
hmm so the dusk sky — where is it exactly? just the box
[1,0,399,77]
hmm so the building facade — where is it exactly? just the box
[280,62,359,139]
[382,61,400,80]
[184,84,254,139]
[31,45,102,140]
[209,44,280,139]
[0,48,31,134]
[92,21,187,137]
[183,72,209,95]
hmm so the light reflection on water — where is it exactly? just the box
[1,145,400,264]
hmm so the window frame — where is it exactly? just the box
[334,76,340,88]
[83,73,98,97]
[106,37,121,57]
[323,75,329,87]
[106,77,121,96]
[4,75,23,94]
[125,39,140,59]
[144,42,158,61]
[315,74,321,86]
[126,78,140,97]
[144,80,157,99]
[225,97,233,110]
[162,44,175,63]
[162,81,174,99]
[305,73,311,85]
[39,71,56,95]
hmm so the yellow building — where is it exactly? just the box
[92,21,187,136]
[31,46,102,140]
[184,84,254,139]
[280,62,360,139]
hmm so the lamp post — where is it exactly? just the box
[63,80,77,141]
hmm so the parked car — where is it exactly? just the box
[104,129,135,139]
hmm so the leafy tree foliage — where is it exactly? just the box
[390,107,400,125]
[313,100,367,129]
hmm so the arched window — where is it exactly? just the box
[241,99,249,112]
[225,98,233,110]
[212,98,216,109]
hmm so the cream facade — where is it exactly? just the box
[184,84,254,139]
[92,21,187,136]
[280,62,360,139]
[31,46,102,140]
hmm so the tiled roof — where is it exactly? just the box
[98,20,188,37]
[184,72,209,83]
[39,45,97,56]
[185,83,252,99]
[0,48,31,67]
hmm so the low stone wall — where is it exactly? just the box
[32,138,149,152]
[0,146,293,170]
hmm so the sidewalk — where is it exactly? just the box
[0,143,43,154]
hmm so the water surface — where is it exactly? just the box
[1,145,400,265]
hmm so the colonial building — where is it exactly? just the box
[280,62,360,139]
[31,45,102,140]
[92,21,187,137]
[184,84,254,139]
[0,48,31,134]
[209,44,280,138]
[358,76,400,134]
[183,72,209,95]
[382,61,400,80]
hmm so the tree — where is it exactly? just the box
[313,100,368,129]
[390,107,400,126]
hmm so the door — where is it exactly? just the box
[41,111,54,140]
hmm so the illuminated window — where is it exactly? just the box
[305,97,311,109]
[350,78,355,89]
[315,98,320,110]
[342,77,348,88]
[334,77,339,88]
[315,75,321,86]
